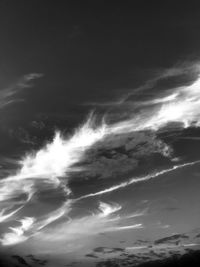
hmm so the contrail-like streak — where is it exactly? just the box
[0,206,24,223]
[105,223,143,232]
[0,115,107,245]
[78,160,200,200]
[2,64,200,246]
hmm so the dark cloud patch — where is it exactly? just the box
[154,234,188,245]
[85,253,98,258]
[96,260,120,267]
[93,247,124,254]
[92,247,125,257]
[134,240,149,245]
[25,254,48,265]
[74,131,172,180]
[96,250,200,267]
[149,250,164,258]
[12,255,30,266]
[132,250,200,267]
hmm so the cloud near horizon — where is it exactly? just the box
[2,62,200,252]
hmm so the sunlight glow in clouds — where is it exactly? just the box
[26,201,143,253]
[145,78,200,129]
[98,201,121,217]
[2,64,200,247]
[0,115,107,245]
[20,116,106,179]
[0,116,108,244]
[0,201,72,246]
[33,202,123,243]
[110,74,200,133]
[108,223,143,231]
[0,217,35,246]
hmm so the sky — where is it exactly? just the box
[1,1,200,267]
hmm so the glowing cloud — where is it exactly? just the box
[20,116,107,179]
[2,64,200,249]
[0,217,35,246]
[109,73,200,133]
[107,223,143,231]
[24,202,126,253]
[98,201,121,217]
[0,201,72,246]
[0,115,107,242]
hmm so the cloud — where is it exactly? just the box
[0,205,24,223]
[93,247,124,254]
[98,201,121,217]
[107,63,200,134]
[0,200,72,246]
[106,223,143,231]
[154,234,188,245]
[12,255,30,267]
[24,201,143,254]
[0,73,43,109]
[0,114,106,244]
[74,130,172,180]
[34,200,72,231]
[2,62,200,241]
[78,160,200,199]
[2,62,200,251]
[0,217,35,245]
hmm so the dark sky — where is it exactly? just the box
[0,1,200,105]
[0,0,199,154]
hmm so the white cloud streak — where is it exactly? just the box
[106,223,143,232]
[0,200,72,246]
[2,64,200,248]
[78,160,200,199]
[109,72,200,134]
[25,201,141,253]
[0,206,24,223]
[0,115,107,246]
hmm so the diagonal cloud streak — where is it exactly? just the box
[0,217,35,245]
[0,73,43,109]
[23,201,143,254]
[2,63,200,249]
[78,160,200,199]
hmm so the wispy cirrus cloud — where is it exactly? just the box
[2,62,200,252]
[23,201,143,254]
[0,200,72,246]
[0,73,43,109]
